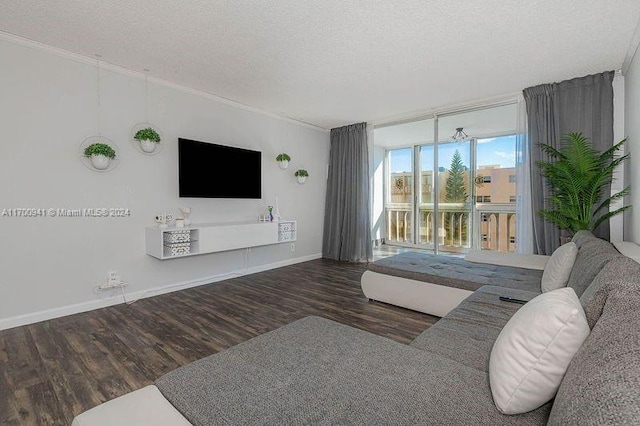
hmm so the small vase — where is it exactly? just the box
[90,154,110,170]
[278,160,289,169]
[140,139,157,153]
[297,176,307,184]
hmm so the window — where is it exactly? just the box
[377,103,521,253]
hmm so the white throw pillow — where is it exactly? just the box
[541,242,578,292]
[489,287,589,415]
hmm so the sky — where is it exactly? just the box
[388,135,517,173]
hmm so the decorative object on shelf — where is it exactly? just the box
[155,212,174,229]
[277,220,296,242]
[267,206,274,222]
[175,218,185,228]
[162,229,192,257]
[164,242,190,257]
[274,197,282,221]
[80,54,120,172]
[179,206,192,225]
[133,127,161,153]
[83,142,116,170]
[163,229,190,244]
[451,127,470,143]
[131,69,164,155]
[295,169,309,184]
[276,153,291,169]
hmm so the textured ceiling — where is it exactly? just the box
[2,1,640,130]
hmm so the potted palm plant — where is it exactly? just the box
[295,169,309,184]
[84,142,116,170]
[276,153,291,169]
[134,127,161,153]
[537,132,630,237]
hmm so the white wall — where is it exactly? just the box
[625,49,640,243]
[371,145,385,242]
[0,38,329,329]
[611,73,626,242]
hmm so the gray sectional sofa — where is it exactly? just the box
[73,231,640,425]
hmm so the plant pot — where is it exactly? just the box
[278,160,289,169]
[297,176,307,184]
[140,139,157,153]
[90,154,110,170]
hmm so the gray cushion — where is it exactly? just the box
[566,239,621,297]
[571,230,599,249]
[156,316,550,425]
[367,252,543,292]
[548,277,640,425]
[411,285,539,372]
[580,256,640,328]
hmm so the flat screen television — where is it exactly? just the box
[178,138,262,199]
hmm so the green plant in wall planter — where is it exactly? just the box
[134,127,162,153]
[276,153,291,169]
[84,142,116,170]
[295,169,309,184]
[537,132,630,235]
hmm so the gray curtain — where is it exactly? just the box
[323,122,372,262]
[524,71,614,255]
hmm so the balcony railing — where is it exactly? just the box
[385,203,517,252]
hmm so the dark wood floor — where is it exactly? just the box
[0,258,437,425]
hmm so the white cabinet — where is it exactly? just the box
[146,220,297,260]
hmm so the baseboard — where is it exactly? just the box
[0,253,322,331]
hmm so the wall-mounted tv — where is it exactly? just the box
[178,138,262,199]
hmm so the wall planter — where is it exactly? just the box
[295,169,308,184]
[79,137,119,172]
[276,153,291,169]
[131,123,163,155]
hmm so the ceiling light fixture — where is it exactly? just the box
[451,127,469,142]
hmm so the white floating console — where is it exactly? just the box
[146,220,297,260]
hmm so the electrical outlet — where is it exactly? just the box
[290,243,295,252]
[107,270,120,286]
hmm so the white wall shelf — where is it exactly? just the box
[146,220,297,260]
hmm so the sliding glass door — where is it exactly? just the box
[376,102,519,254]
[417,144,435,248]
[386,148,413,244]
[435,138,473,253]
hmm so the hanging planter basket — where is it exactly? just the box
[131,123,164,155]
[295,169,308,184]
[276,153,291,169]
[79,136,120,172]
